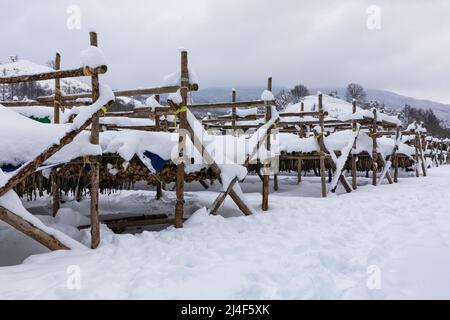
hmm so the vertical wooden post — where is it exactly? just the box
[53,53,61,124]
[231,89,236,132]
[351,99,357,190]
[394,127,400,183]
[272,83,279,192]
[318,93,327,197]
[174,50,189,228]
[154,95,163,200]
[51,52,61,216]
[414,131,420,177]
[371,109,378,186]
[89,31,100,249]
[262,77,272,210]
[299,102,305,138]
[418,132,427,176]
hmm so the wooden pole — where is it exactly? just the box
[53,53,61,123]
[0,206,69,250]
[371,109,378,186]
[174,50,189,228]
[394,127,400,183]
[351,99,357,190]
[52,52,61,216]
[299,102,305,138]
[318,93,327,197]
[0,109,110,198]
[418,132,427,176]
[231,89,236,131]
[89,31,100,249]
[262,77,272,210]
[154,94,163,200]
[0,66,107,84]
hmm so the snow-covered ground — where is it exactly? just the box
[1,166,450,299]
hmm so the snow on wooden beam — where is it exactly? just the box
[0,206,69,250]
[188,100,273,110]
[35,84,199,103]
[0,100,114,198]
[0,66,107,84]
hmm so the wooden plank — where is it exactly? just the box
[188,100,272,110]
[351,100,357,190]
[262,77,272,211]
[317,94,327,198]
[0,206,69,250]
[0,66,107,84]
[36,84,199,102]
[209,177,238,215]
[280,111,329,117]
[371,109,378,186]
[0,110,108,198]
[89,31,101,249]
[174,51,190,228]
[52,53,62,216]
[231,89,237,130]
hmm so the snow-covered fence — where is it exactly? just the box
[0,31,114,251]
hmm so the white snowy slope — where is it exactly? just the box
[282,94,402,126]
[1,166,450,299]
[0,59,91,94]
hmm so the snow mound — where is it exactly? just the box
[80,46,107,69]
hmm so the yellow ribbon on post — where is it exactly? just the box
[174,106,188,127]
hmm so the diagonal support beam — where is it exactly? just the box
[0,101,113,198]
[210,177,238,215]
[171,100,254,216]
[0,206,69,250]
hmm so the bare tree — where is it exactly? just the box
[290,84,310,102]
[46,59,56,69]
[9,55,19,63]
[345,83,366,105]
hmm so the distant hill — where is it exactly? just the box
[190,86,450,126]
[312,88,450,127]
[191,86,285,104]
[0,59,91,98]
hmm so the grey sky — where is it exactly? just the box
[1,0,449,103]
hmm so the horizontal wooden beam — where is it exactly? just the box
[280,111,328,117]
[103,125,159,132]
[78,214,186,232]
[0,66,107,84]
[36,84,199,102]
[187,100,273,110]
[1,100,92,107]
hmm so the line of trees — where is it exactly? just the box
[274,82,450,138]
[401,105,450,138]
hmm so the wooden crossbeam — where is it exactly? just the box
[0,206,69,250]
[0,66,107,84]
[35,84,199,102]
[188,100,272,110]
[0,106,112,198]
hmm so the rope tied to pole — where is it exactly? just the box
[314,132,324,139]
[174,105,188,127]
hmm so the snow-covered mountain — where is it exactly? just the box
[190,86,450,126]
[312,87,450,126]
[0,59,91,97]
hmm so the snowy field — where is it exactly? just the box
[1,166,450,299]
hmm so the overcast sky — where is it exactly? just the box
[1,0,449,103]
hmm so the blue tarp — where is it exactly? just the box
[0,164,21,173]
[143,151,168,172]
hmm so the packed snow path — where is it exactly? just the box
[1,167,450,299]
